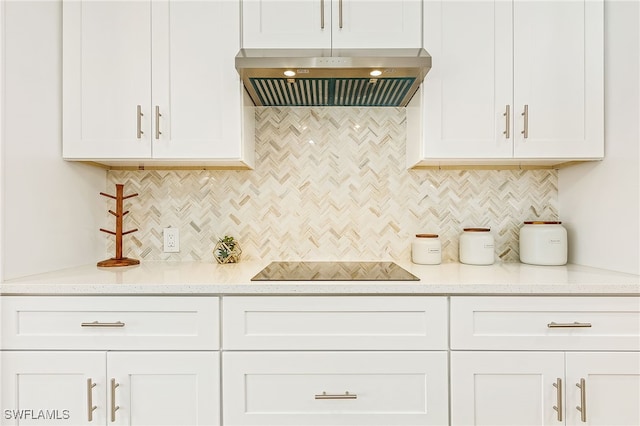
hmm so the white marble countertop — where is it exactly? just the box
[1,260,639,295]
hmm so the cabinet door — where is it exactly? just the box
[107,352,219,426]
[152,0,245,160]
[421,1,513,159]
[450,351,565,426]
[513,0,603,159]
[566,352,640,425]
[0,351,106,426]
[63,0,152,159]
[332,0,422,48]
[241,0,330,48]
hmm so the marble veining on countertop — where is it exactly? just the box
[1,261,639,295]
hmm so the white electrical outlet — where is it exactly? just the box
[163,227,180,253]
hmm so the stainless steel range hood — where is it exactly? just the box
[235,48,431,107]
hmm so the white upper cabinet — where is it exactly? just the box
[241,0,422,49]
[63,0,255,168]
[63,1,152,159]
[407,0,604,168]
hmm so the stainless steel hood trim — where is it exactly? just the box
[235,48,432,107]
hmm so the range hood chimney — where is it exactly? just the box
[235,48,431,107]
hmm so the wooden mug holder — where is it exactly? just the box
[97,184,140,267]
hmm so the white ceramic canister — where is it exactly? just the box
[411,234,442,265]
[519,221,567,265]
[459,228,495,265]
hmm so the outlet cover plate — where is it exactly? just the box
[163,228,180,253]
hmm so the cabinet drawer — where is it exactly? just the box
[1,296,219,349]
[450,296,640,350]
[222,351,448,426]
[222,296,448,350]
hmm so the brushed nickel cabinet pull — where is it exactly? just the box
[339,0,343,28]
[315,391,357,400]
[521,104,529,138]
[110,379,120,423]
[552,378,563,422]
[136,105,144,139]
[155,105,162,140]
[320,0,325,29]
[547,322,592,328]
[81,321,125,328]
[87,378,97,422]
[576,378,587,422]
[503,105,511,138]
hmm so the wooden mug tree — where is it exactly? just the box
[98,184,140,267]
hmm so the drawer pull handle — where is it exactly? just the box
[315,391,357,400]
[81,321,125,328]
[547,322,592,328]
[110,379,120,422]
[576,378,587,422]
[136,105,144,139]
[87,378,97,422]
[552,378,563,422]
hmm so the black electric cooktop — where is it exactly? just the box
[251,261,420,281]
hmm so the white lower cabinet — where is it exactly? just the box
[222,351,448,426]
[449,296,640,426]
[1,351,220,426]
[0,296,221,426]
[221,296,450,425]
[450,351,640,426]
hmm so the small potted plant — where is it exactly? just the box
[213,235,242,264]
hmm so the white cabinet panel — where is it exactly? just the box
[421,1,512,159]
[63,0,253,166]
[62,1,152,159]
[241,0,421,49]
[450,351,564,426]
[450,296,640,350]
[223,351,448,425]
[565,352,640,426]
[512,0,603,158]
[409,0,604,167]
[1,296,220,350]
[151,0,244,160]
[222,296,448,350]
[108,352,220,426]
[331,0,422,49]
[241,0,330,49]
[0,352,106,426]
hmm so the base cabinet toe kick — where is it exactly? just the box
[1,295,638,425]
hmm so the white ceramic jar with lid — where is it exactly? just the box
[519,221,567,265]
[459,228,494,265]
[411,234,441,265]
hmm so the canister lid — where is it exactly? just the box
[524,221,562,225]
[463,228,490,232]
[416,233,439,238]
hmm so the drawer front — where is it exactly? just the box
[1,296,219,349]
[222,296,448,350]
[222,351,449,426]
[450,296,640,350]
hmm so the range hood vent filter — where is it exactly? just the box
[236,48,432,107]
[249,77,416,107]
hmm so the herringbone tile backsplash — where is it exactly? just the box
[107,107,558,263]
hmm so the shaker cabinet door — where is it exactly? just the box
[63,0,152,159]
[565,352,640,426]
[107,352,220,426]
[151,0,244,160]
[512,0,604,159]
[450,351,565,426]
[0,351,106,426]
